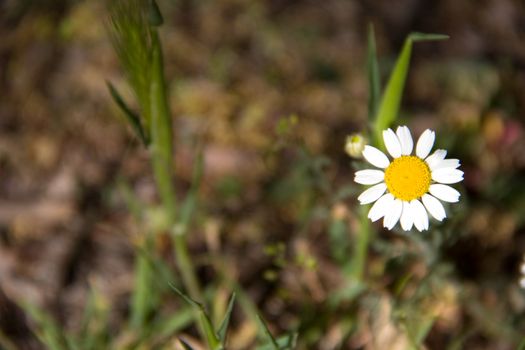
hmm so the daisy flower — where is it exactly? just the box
[354,126,463,231]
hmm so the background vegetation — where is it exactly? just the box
[0,0,524,349]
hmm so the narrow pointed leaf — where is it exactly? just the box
[256,314,279,350]
[350,204,371,281]
[372,38,412,147]
[149,30,177,219]
[149,306,193,339]
[169,284,222,350]
[409,33,449,42]
[148,0,164,26]
[107,81,149,146]
[367,24,381,120]
[177,148,204,234]
[130,239,156,330]
[217,293,236,343]
[256,333,298,350]
[372,32,448,147]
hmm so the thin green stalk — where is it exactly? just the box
[109,0,204,343]
[350,204,371,281]
[130,236,155,330]
[149,29,176,217]
[173,233,202,301]
[148,29,202,302]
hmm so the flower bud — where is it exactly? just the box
[345,133,366,158]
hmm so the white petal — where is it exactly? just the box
[425,149,447,170]
[421,194,446,221]
[429,184,460,203]
[383,128,402,158]
[358,183,387,204]
[416,129,435,159]
[354,169,385,185]
[368,193,394,222]
[410,199,429,231]
[400,201,414,231]
[432,168,464,184]
[362,145,390,169]
[432,158,460,170]
[396,126,413,155]
[383,198,403,230]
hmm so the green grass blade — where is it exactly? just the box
[409,33,450,42]
[148,0,163,26]
[107,81,149,146]
[256,333,298,350]
[518,337,525,350]
[372,32,448,147]
[367,24,381,120]
[256,314,279,350]
[372,38,412,147]
[108,0,152,131]
[217,293,236,343]
[350,204,371,281]
[149,29,176,219]
[177,148,204,234]
[78,287,110,350]
[130,238,156,331]
[169,284,223,350]
[22,303,68,350]
[148,306,193,340]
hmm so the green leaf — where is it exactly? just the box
[149,29,177,220]
[130,238,156,330]
[148,0,164,26]
[147,306,193,340]
[78,287,110,350]
[401,314,436,350]
[217,293,236,343]
[176,148,204,234]
[413,317,436,345]
[349,204,371,281]
[108,0,153,131]
[107,81,149,146]
[169,284,223,350]
[372,32,448,147]
[518,337,525,350]
[409,32,450,42]
[256,333,298,350]
[22,303,68,350]
[256,314,279,350]
[366,24,381,120]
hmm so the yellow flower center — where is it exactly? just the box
[385,156,431,201]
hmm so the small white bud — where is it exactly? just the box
[520,277,525,289]
[345,133,367,158]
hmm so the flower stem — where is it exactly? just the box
[351,204,372,281]
[149,29,202,302]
